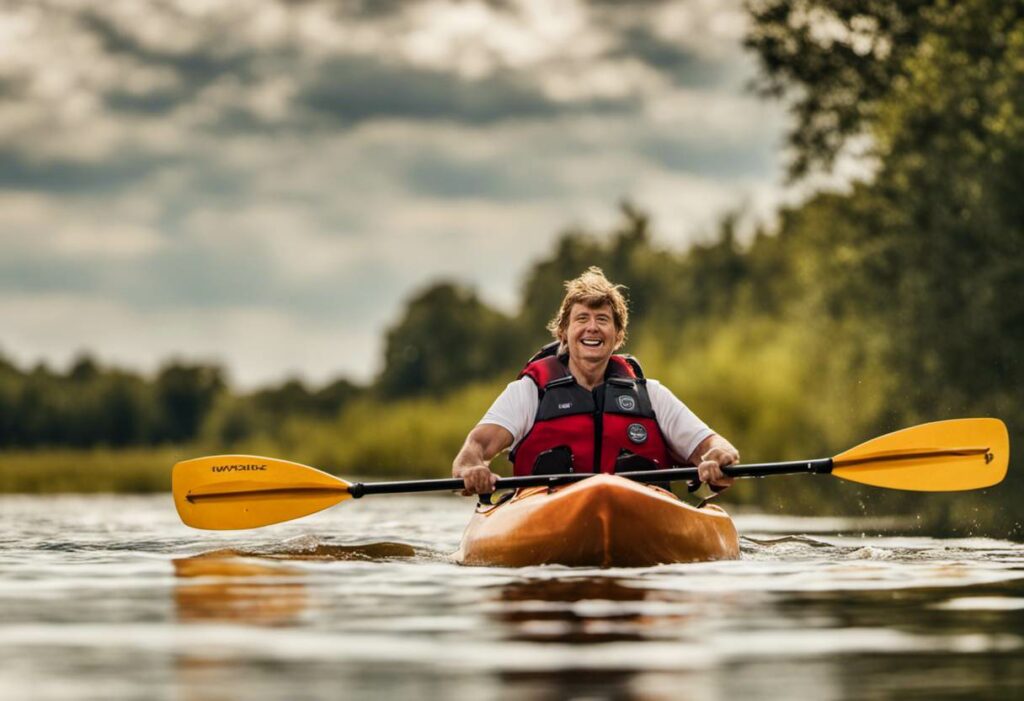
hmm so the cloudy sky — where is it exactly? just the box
[1,0,799,388]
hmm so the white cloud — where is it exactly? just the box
[0,193,166,260]
[179,203,368,279]
[644,89,783,135]
[0,292,380,387]
[650,0,750,60]
[51,223,166,260]
[402,0,600,77]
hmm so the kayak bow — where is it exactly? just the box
[455,473,740,567]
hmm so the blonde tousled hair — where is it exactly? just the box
[546,267,629,350]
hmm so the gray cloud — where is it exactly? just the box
[403,149,563,201]
[0,230,399,327]
[0,75,29,102]
[0,255,101,293]
[616,26,734,89]
[78,10,256,115]
[0,149,177,195]
[298,57,633,127]
[638,133,780,179]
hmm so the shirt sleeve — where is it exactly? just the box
[477,377,539,449]
[646,379,714,462]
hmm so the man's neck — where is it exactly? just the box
[568,357,608,391]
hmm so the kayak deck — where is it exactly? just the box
[455,473,740,568]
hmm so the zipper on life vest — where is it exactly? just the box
[592,384,604,473]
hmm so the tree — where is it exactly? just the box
[746,0,1024,421]
[376,282,522,397]
[745,0,940,179]
[155,362,226,442]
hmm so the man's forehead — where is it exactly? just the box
[569,302,614,315]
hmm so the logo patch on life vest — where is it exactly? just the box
[558,402,572,410]
[627,423,648,444]
[616,395,637,411]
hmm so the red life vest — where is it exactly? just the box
[510,343,676,476]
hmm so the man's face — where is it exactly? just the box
[562,302,621,364]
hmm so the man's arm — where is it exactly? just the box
[646,380,738,491]
[452,423,514,495]
[688,434,740,490]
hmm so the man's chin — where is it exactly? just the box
[572,348,610,362]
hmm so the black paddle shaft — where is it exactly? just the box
[346,459,835,498]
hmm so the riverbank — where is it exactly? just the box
[0,448,189,493]
[0,446,465,494]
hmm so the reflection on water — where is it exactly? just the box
[1,494,1023,701]
[172,540,417,624]
[489,577,691,644]
[173,553,307,625]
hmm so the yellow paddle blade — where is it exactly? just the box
[172,455,352,530]
[832,418,1009,491]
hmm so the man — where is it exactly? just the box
[452,267,739,495]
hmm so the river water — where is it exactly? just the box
[1,493,1022,700]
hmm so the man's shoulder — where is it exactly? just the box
[495,377,539,405]
[644,377,665,393]
[507,376,537,392]
[643,378,685,408]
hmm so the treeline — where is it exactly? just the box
[0,354,362,449]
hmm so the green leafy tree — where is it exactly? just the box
[377,282,523,397]
[747,0,1024,422]
[155,362,226,442]
[745,0,940,179]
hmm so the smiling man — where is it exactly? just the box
[452,267,739,495]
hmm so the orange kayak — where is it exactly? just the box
[455,473,740,567]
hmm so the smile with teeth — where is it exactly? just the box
[581,339,602,346]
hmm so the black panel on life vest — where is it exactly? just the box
[535,383,595,421]
[602,377,655,418]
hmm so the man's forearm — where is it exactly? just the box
[452,424,512,494]
[690,433,738,465]
[452,424,514,477]
[452,440,488,476]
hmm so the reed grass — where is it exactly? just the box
[0,447,190,493]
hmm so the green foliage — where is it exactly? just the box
[745,0,941,179]
[0,447,187,493]
[215,380,510,480]
[155,362,225,442]
[745,0,1024,428]
[376,282,523,398]
[252,377,363,418]
[737,0,1024,532]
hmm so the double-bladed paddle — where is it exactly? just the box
[172,417,1009,530]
